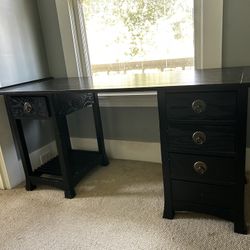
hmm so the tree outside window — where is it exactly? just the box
[80,0,194,75]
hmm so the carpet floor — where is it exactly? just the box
[0,160,249,250]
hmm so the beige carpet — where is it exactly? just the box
[0,160,249,250]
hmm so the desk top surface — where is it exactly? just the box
[1,67,250,95]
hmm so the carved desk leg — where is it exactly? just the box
[92,93,109,166]
[4,96,36,191]
[49,96,75,199]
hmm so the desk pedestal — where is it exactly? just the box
[157,86,248,234]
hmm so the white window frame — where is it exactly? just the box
[54,0,223,106]
[194,0,223,69]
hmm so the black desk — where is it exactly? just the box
[1,67,249,234]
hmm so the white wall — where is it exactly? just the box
[0,0,49,87]
[223,0,250,67]
[37,0,67,77]
[0,0,50,188]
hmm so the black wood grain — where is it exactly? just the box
[158,84,248,234]
[167,124,236,155]
[49,95,75,199]
[172,180,234,209]
[173,201,233,222]
[1,67,249,234]
[92,93,109,166]
[169,153,236,184]
[166,91,236,121]
[233,86,248,234]
[0,67,249,95]
[157,90,175,219]
[4,96,36,191]
[8,96,50,119]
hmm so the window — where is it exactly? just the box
[79,0,194,76]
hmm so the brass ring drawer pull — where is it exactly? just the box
[23,102,33,113]
[193,161,208,175]
[192,99,206,113]
[192,131,206,145]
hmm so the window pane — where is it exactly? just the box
[80,0,194,75]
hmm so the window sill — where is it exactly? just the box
[98,91,157,107]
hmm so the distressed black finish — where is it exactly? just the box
[166,91,237,121]
[158,84,248,234]
[1,67,250,95]
[167,124,236,155]
[92,93,109,166]
[1,67,249,234]
[53,92,94,116]
[4,93,108,199]
[169,153,236,184]
[8,96,50,119]
[172,180,234,208]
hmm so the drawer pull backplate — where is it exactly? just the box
[192,99,206,113]
[23,102,33,113]
[192,131,206,145]
[193,161,208,175]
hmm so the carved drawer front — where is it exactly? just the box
[167,124,236,155]
[54,93,94,115]
[166,92,237,121]
[8,96,50,119]
[169,153,236,184]
[172,180,234,209]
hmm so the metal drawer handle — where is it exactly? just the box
[192,99,206,113]
[193,161,207,175]
[23,102,32,113]
[192,131,206,145]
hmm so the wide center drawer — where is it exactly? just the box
[166,92,237,121]
[167,124,236,155]
[169,153,236,184]
[172,180,234,209]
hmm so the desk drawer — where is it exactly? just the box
[169,153,236,184]
[167,124,236,155]
[172,180,233,208]
[166,92,237,121]
[8,96,50,119]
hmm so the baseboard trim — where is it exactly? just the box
[71,137,161,163]
[18,139,161,171]
[13,140,250,189]
[15,138,161,189]
[18,138,162,169]
[18,141,58,172]
[23,140,250,171]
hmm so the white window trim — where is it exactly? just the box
[55,0,223,106]
[194,0,223,69]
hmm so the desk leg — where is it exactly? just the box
[14,120,37,191]
[234,87,248,234]
[51,115,75,199]
[4,97,36,191]
[157,91,175,219]
[5,118,36,191]
[92,93,109,166]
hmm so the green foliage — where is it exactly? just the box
[82,0,192,58]
[113,0,176,56]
